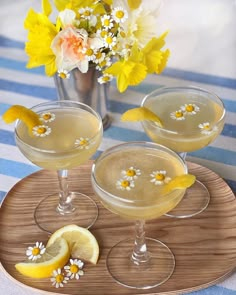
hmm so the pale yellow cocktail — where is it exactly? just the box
[141,87,225,153]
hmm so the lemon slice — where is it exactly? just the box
[161,174,196,195]
[15,237,70,279]
[2,105,41,132]
[121,106,163,126]
[47,224,99,264]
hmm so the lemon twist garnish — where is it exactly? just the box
[161,174,196,195]
[2,105,41,132]
[121,107,163,126]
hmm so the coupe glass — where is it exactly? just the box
[141,86,226,218]
[91,141,188,289]
[15,100,103,233]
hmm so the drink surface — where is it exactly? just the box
[142,92,225,152]
[94,147,186,220]
[16,107,102,170]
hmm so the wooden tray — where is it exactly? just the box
[1,161,236,295]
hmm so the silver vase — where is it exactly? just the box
[54,67,111,130]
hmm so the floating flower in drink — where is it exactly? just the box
[170,110,185,121]
[24,0,170,92]
[116,179,135,191]
[199,122,218,135]
[180,103,200,115]
[121,167,141,181]
[32,125,52,137]
[40,112,56,123]
[150,170,171,186]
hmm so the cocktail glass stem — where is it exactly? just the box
[179,152,187,160]
[56,169,75,214]
[131,220,150,265]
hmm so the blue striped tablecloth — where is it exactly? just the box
[0,35,236,295]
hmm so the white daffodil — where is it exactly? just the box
[58,9,77,28]
[51,268,69,288]
[121,167,141,181]
[64,259,84,280]
[150,170,171,185]
[26,242,46,261]
[116,179,135,191]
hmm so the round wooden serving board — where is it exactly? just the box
[0,161,236,295]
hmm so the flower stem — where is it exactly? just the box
[131,220,150,265]
[56,170,75,214]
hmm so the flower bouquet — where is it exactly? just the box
[24,0,169,92]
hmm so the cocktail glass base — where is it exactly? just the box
[165,180,210,218]
[106,237,175,289]
[34,192,98,233]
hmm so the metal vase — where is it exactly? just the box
[54,67,111,130]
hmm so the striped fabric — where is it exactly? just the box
[0,35,236,295]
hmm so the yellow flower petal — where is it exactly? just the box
[121,107,163,126]
[42,0,52,16]
[156,49,170,74]
[2,105,41,132]
[127,0,142,10]
[161,174,196,195]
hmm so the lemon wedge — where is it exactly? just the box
[121,106,163,126]
[161,174,196,195]
[47,224,99,265]
[2,105,41,132]
[15,237,70,279]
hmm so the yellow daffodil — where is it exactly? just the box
[142,32,170,74]
[24,8,58,76]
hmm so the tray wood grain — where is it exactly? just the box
[0,161,236,295]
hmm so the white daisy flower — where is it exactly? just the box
[64,259,84,280]
[75,137,90,149]
[103,33,117,49]
[150,170,171,185]
[40,112,56,123]
[98,73,113,84]
[32,125,51,137]
[51,268,69,288]
[79,7,93,20]
[95,57,112,70]
[180,104,200,115]
[26,242,46,261]
[121,167,141,181]
[96,29,108,39]
[82,46,97,61]
[116,179,135,191]
[111,7,128,23]
[94,51,106,64]
[58,69,70,79]
[170,110,185,121]
[198,122,218,135]
[101,15,114,29]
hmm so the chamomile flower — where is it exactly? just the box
[170,110,185,121]
[96,29,108,39]
[104,33,117,49]
[111,7,128,23]
[26,242,46,261]
[82,46,97,61]
[150,170,171,185]
[64,259,84,280]
[51,268,69,288]
[75,137,90,149]
[96,57,112,70]
[40,112,55,123]
[121,167,141,181]
[94,51,106,63]
[198,122,218,135]
[116,179,135,191]
[32,125,51,137]
[180,104,200,115]
[58,69,70,79]
[79,7,93,20]
[98,73,113,84]
[101,15,114,29]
